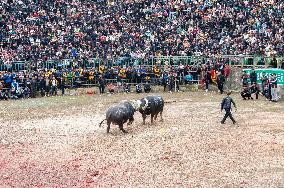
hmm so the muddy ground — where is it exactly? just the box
[0,91,283,188]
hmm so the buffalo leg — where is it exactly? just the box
[142,114,147,125]
[151,114,154,124]
[160,111,163,121]
[127,116,134,125]
[119,124,128,133]
[106,121,111,133]
[154,114,158,120]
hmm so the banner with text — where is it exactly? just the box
[243,68,284,85]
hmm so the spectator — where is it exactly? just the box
[260,72,268,95]
[270,73,278,102]
[241,86,252,100]
[162,71,169,92]
[250,68,257,85]
[217,71,225,94]
[0,88,9,100]
[23,85,30,99]
[241,71,249,87]
[136,83,143,93]
[98,76,105,94]
[173,72,180,92]
[144,82,151,93]
[1,1,283,66]
[39,77,46,97]
[60,77,65,96]
[204,69,211,92]
[263,84,271,100]
[50,76,58,96]
[185,72,193,84]
[107,82,115,94]
[250,82,260,100]
[45,76,50,97]
[124,83,131,93]
[168,74,175,93]
[224,64,230,79]
[11,78,20,99]
[30,76,37,98]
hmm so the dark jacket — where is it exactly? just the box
[39,79,46,89]
[144,83,151,91]
[250,71,257,82]
[217,74,225,84]
[250,85,260,94]
[98,78,105,86]
[205,71,211,83]
[31,79,37,90]
[221,96,236,110]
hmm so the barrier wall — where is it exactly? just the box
[243,68,284,85]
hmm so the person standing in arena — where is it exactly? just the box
[217,70,225,94]
[30,76,37,98]
[98,75,105,94]
[50,76,58,96]
[241,71,249,87]
[260,72,268,95]
[250,68,257,85]
[221,91,237,125]
[60,77,65,96]
[270,73,278,102]
[39,76,46,97]
[204,68,211,92]
[162,71,169,92]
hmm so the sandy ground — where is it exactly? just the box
[0,91,283,188]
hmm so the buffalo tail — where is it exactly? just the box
[99,119,106,127]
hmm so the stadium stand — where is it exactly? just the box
[0,0,283,99]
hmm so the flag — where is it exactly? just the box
[211,70,217,84]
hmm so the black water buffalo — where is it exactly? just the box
[137,95,164,124]
[99,101,135,133]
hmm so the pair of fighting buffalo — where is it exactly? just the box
[99,95,164,133]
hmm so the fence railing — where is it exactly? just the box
[0,55,283,71]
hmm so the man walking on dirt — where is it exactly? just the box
[221,91,237,124]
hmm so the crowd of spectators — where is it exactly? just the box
[0,61,225,99]
[1,0,284,66]
[1,0,283,100]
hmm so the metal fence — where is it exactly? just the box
[0,55,283,72]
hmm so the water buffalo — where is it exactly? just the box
[136,95,164,124]
[99,101,136,133]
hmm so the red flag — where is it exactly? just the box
[211,70,217,83]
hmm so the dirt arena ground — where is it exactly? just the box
[0,91,283,188]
